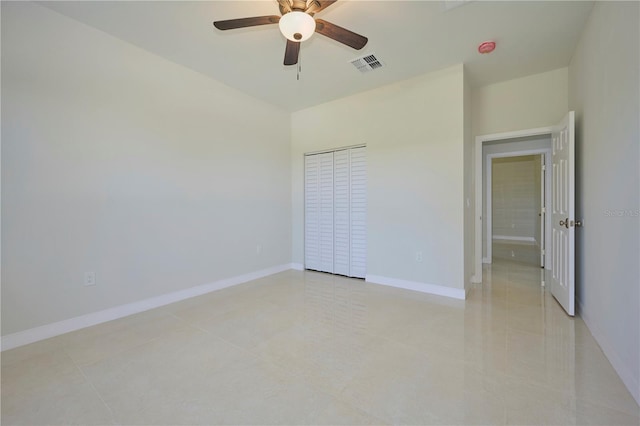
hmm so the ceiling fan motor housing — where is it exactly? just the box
[291,0,308,11]
[279,11,316,42]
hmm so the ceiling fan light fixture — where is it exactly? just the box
[279,11,316,42]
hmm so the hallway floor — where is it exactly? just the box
[2,260,639,425]
[492,240,541,266]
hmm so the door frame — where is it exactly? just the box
[485,149,551,265]
[473,126,554,283]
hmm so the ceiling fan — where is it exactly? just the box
[213,0,368,66]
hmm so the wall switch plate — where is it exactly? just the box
[415,251,423,262]
[256,244,262,254]
[84,272,96,286]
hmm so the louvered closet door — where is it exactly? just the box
[349,147,367,278]
[304,155,321,271]
[304,147,366,277]
[333,150,350,276]
[305,152,334,273]
[318,152,335,273]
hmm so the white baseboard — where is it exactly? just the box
[365,274,466,300]
[1,263,293,352]
[492,235,536,243]
[290,263,304,271]
[578,299,640,405]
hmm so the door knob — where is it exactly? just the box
[560,219,582,228]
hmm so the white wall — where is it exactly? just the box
[472,68,568,137]
[1,2,292,336]
[569,1,640,404]
[292,65,466,291]
[463,67,475,286]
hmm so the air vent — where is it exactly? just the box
[350,54,384,73]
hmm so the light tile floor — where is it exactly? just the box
[2,258,639,425]
[492,240,540,266]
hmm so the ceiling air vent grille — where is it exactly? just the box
[350,54,383,73]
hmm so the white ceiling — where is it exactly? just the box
[41,1,594,112]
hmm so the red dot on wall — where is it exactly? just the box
[478,41,496,54]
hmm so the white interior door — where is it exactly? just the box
[318,152,335,273]
[333,147,367,278]
[333,150,350,276]
[550,111,576,316]
[349,147,367,278]
[304,152,334,273]
[304,155,320,271]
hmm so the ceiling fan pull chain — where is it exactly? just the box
[297,59,301,81]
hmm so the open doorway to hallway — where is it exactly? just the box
[480,136,552,271]
[474,112,577,317]
[491,154,544,267]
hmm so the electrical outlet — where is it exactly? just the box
[415,251,423,262]
[84,272,96,286]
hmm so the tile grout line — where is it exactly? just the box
[65,351,118,426]
[56,313,205,424]
[180,305,388,424]
[67,313,199,370]
[175,316,370,423]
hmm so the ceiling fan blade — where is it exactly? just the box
[284,39,301,66]
[314,19,368,50]
[306,0,337,15]
[213,16,280,30]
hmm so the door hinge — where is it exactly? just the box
[542,207,546,214]
[542,249,546,255]
[542,165,547,171]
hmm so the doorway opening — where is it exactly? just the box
[473,113,576,316]
[474,129,554,284]
[487,152,549,268]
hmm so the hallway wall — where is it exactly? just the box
[492,155,539,242]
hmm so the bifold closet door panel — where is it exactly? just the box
[318,152,335,273]
[304,154,320,271]
[333,149,350,276]
[305,152,334,273]
[350,147,367,278]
